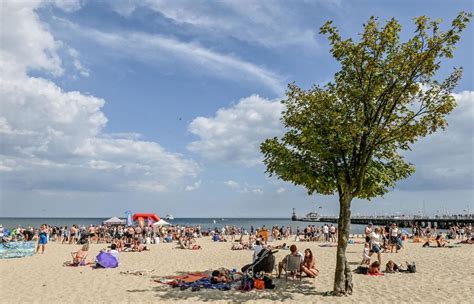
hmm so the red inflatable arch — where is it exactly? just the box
[132,213,160,222]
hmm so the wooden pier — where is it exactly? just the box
[292,211,474,229]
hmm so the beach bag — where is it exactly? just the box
[254,278,265,290]
[239,274,254,291]
[407,262,416,273]
[263,276,275,289]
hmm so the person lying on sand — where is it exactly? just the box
[270,243,288,250]
[458,237,474,244]
[210,268,231,283]
[385,260,401,273]
[368,261,382,275]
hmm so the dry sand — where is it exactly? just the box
[0,238,473,303]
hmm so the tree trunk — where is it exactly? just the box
[333,193,353,295]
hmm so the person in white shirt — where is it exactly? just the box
[369,227,382,264]
[323,225,329,242]
[253,239,264,262]
[389,223,400,253]
[109,243,119,264]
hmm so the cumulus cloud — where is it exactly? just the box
[0,2,199,194]
[0,1,63,76]
[398,91,474,191]
[187,95,285,166]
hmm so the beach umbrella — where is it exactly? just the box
[103,217,126,225]
[153,219,171,226]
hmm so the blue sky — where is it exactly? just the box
[1,0,473,218]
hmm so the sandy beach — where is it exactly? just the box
[1,239,472,304]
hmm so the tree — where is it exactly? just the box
[261,12,471,295]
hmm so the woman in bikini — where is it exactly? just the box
[301,248,319,278]
[71,244,89,265]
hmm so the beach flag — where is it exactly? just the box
[125,211,133,226]
[147,217,154,227]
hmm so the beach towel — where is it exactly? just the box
[95,252,118,268]
[155,272,236,291]
[0,241,35,259]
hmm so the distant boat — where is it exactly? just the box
[165,214,174,220]
[213,220,216,224]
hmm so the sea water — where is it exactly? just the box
[0,217,368,234]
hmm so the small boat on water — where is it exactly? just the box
[165,214,174,220]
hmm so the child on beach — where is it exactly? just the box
[368,261,383,275]
[361,236,371,265]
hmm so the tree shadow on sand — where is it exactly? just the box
[152,277,327,302]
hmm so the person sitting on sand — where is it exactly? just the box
[385,260,401,273]
[277,244,304,278]
[301,248,319,278]
[71,244,89,265]
[368,261,382,275]
[436,234,449,247]
[109,243,119,263]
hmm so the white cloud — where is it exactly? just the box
[51,0,83,12]
[58,19,284,93]
[0,2,199,194]
[224,180,239,188]
[399,91,474,191]
[276,187,286,194]
[109,0,319,49]
[252,188,264,195]
[187,95,285,166]
[185,180,202,191]
[67,47,89,77]
[0,1,63,76]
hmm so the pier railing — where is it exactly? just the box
[293,214,474,228]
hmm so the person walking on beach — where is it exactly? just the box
[369,227,382,264]
[36,224,48,254]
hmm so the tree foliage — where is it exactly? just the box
[261,12,471,202]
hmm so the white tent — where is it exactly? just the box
[103,216,126,225]
[153,219,171,226]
